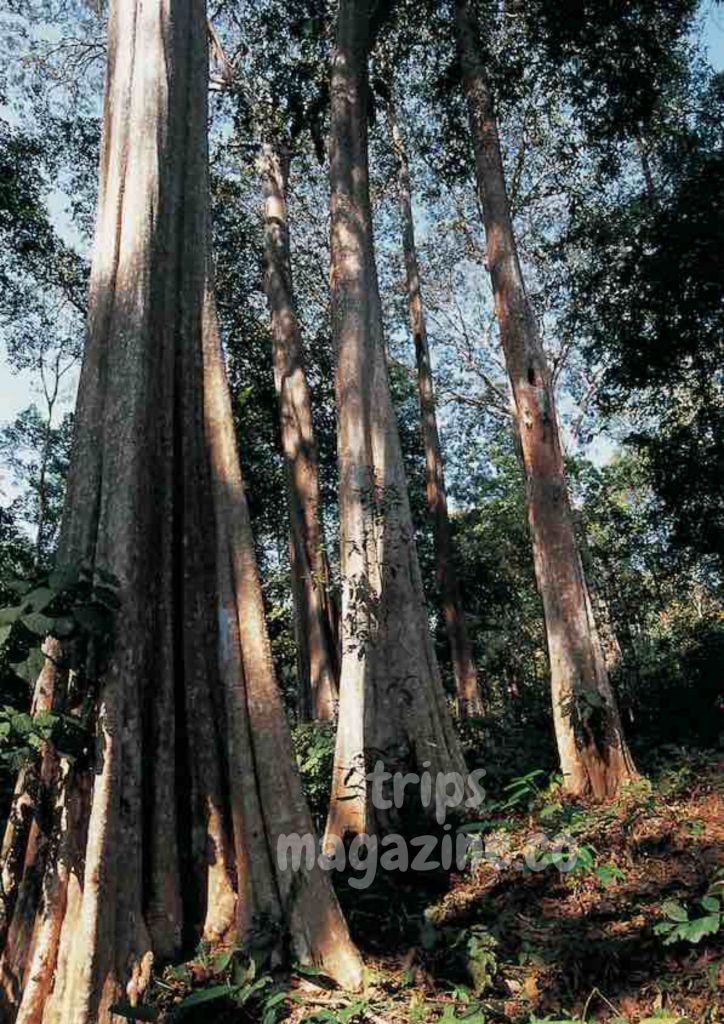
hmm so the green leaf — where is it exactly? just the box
[22,587,56,613]
[662,899,688,922]
[20,611,54,637]
[0,604,23,626]
[294,963,325,978]
[210,948,235,975]
[262,992,288,1024]
[5,578,32,596]
[683,914,720,943]
[12,648,46,684]
[235,976,272,1006]
[701,895,720,913]
[109,1002,158,1021]
[173,984,237,1013]
[0,622,14,648]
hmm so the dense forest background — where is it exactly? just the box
[2,0,721,776]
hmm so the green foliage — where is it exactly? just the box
[120,922,294,1024]
[0,406,74,565]
[0,705,88,769]
[302,1000,370,1024]
[0,564,118,671]
[654,872,724,946]
[0,563,119,772]
[564,69,724,565]
[292,722,336,830]
[415,916,498,997]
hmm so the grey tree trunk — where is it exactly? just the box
[325,0,467,847]
[260,141,338,721]
[387,92,484,720]
[454,0,637,800]
[0,3,362,1019]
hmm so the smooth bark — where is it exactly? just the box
[0,3,362,1019]
[260,142,338,721]
[387,92,484,719]
[455,0,636,799]
[325,0,467,847]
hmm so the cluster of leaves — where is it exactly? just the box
[413,915,499,999]
[563,69,724,567]
[0,563,119,767]
[112,922,293,1023]
[292,721,336,830]
[654,870,724,946]
[0,563,118,674]
[0,705,86,772]
[302,997,373,1024]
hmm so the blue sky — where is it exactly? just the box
[1,5,723,490]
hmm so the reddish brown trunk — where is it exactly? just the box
[387,92,484,719]
[260,141,338,721]
[455,0,636,799]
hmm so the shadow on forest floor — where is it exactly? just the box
[134,750,724,1023]
[312,750,724,1023]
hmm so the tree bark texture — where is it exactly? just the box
[325,0,467,847]
[387,93,484,720]
[260,142,338,722]
[0,3,363,1019]
[454,0,636,800]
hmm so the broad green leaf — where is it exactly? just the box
[109,1002,158,1021]
[294,963,325,977]
[12,648,47,684]
[6,579,32,596]
[683,914,720,942]
[0,605,23,626]
[22,587,55,613]
[21,611,54,637]
[235,975,272,1006]
[172,983,237,1017]
[662,899,688,922]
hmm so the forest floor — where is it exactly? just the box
[148,747,723,1024]
[287,748,724,1024]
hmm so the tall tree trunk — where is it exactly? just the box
[386,91,484,720]
[325,0,467,847]
[454,0,636,800]
[260,141,338,722]
[0,3,362,1019]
